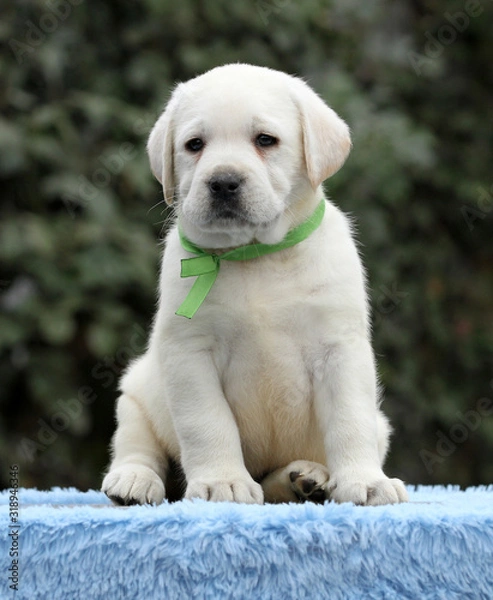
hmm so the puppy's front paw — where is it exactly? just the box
[327,471,408,506]
[102,464,165,506]
[186,475,263,504]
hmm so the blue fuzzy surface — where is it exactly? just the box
[1,486,492,600]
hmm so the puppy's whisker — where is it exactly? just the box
[158,209,177,240]
[147,198,166,217]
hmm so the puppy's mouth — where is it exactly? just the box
[207,205,253,226]
[179,189,286,247]
[181,205,284,249]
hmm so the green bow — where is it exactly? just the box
[176,199,326,318]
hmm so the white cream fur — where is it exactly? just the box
[102,64,407,506]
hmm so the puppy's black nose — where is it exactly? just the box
[208,172,242,203]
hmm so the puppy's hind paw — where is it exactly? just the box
[102,464,165,506]
[287,460,330,504]
[261,460,330,504]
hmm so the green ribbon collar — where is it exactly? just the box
[176,199,326,318]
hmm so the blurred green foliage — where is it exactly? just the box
[1,0,492,491]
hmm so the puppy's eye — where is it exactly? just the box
[185,138,204,152]
[255,134,278,148]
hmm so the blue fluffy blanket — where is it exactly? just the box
[1,486,492,599]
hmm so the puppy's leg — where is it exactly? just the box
[262,411,392,504]
[164,349,263,504]
[261,460,330,504]
[376,409,391,464]
[262,413,393,504]
[102,393,166,505]
[314,337,408,506]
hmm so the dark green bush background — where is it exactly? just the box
[1,0,492,491]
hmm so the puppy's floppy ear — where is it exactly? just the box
[290,78,351,190]
[147,85,182,205]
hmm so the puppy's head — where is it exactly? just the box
[148,64,351,248]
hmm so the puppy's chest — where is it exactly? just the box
[211,255,325,379]
[211,280,316,413]
[216,318,312,413]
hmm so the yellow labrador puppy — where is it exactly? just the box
[102,64,408,506]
